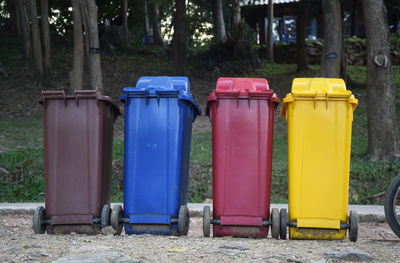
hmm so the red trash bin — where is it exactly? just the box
[203,78,280,238]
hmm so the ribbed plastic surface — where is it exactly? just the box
[281,78,358,240]
[206,78,279,237]
[121,76,201,235]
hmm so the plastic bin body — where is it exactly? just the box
[206,78,279,237]
[121,77,201,235]
[40,91,120,234]
[281,78,358,240]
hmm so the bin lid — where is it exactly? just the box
[206,77,279,116]
[290,78,353,98]
[280,78,358,120]
[39,90,122,119]
[120,76,201,115]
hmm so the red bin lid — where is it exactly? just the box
[206,78,279,116]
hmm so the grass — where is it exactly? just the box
[1,62,400,205]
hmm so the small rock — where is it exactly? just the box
[310,260,326,263]
[266,255,286,263]
[323,249,373,262]
[288,257,303,263]
[39,251,50,257]
[52,252,141,263]
[101,226,116,235]
[218,245,249,251]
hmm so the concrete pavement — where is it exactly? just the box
[0,203,386,223]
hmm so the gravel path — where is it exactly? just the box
[1,215,399,262]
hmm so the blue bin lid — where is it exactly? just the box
[120,76,201,115]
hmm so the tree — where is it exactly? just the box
[320,0,342,77]
[29,0,43,76]
[267,0,274,62]
[70,0,84,91]
[150,0,165,47]
[142,0,151,36]
[361,0,399,160]
[17,0,31,59]
[296,0,309,72]
[172,0,187,75]
[80,0,103,93]
[233,0,241,29]
[212,0,227,43]
[121,0,129,48]
[41,0,51,79]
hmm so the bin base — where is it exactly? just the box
[289,227,346,240]
[46,224,102,235]
[124,223,178,236]
[213,225,269,238]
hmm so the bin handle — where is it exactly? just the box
[74,90,99,105]
[41,90,66,106]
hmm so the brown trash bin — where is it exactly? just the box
[33,90,121,234]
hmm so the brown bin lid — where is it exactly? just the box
[39,90,122,118]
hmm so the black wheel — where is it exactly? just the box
[178,205,190,236]
[384,174,400,238]
[33,206,46,234]
[203,206,211,237]
[110,205,124,235]
[349,210,358,242]
[271,208,280,239]
[279,208,288,240]
[101,204,111,229]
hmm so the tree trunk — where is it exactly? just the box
[18,0,31,59]
[233,0,241,29]
[320,0,342,77]
[29,0,43,77]
[142,0,151,35]
[121,0,129,48]
[296,0,309,72]
[212,0,227,43]
[151,0,165,46]
[41,0,51,79]
[172,0,187,75]
[7,0,20,36]
[15,0,22,36]
[80,0,103,93]
[70,0,84,91]
[267,0,274,62]
[361,0,399,160]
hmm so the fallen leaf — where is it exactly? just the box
[167,249,187,253]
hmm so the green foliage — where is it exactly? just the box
[111,140,124,202]
[349,160,400,204]
[188,130,212,203]
[0,148,44,202]
[347,65,367,83]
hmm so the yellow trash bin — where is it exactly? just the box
[280,78,358,241]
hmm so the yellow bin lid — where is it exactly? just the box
[281,78,358,119]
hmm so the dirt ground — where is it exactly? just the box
[0,214,399,263]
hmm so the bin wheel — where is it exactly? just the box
[384,174,400,238]
[101,204,111,229]
[349,210,358,242]
[279,208,288,240]
[111,205,124,235]
[203,206,211,237]
[33,206,46,234]
[271,208,280,239]
[178,205,190,236]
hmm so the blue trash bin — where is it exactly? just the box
[116,76,201,236]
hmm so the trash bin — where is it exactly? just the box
[280,78,358,241]
[113,76,201,236]
[202,78,280,238]
[33,90,121,235]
